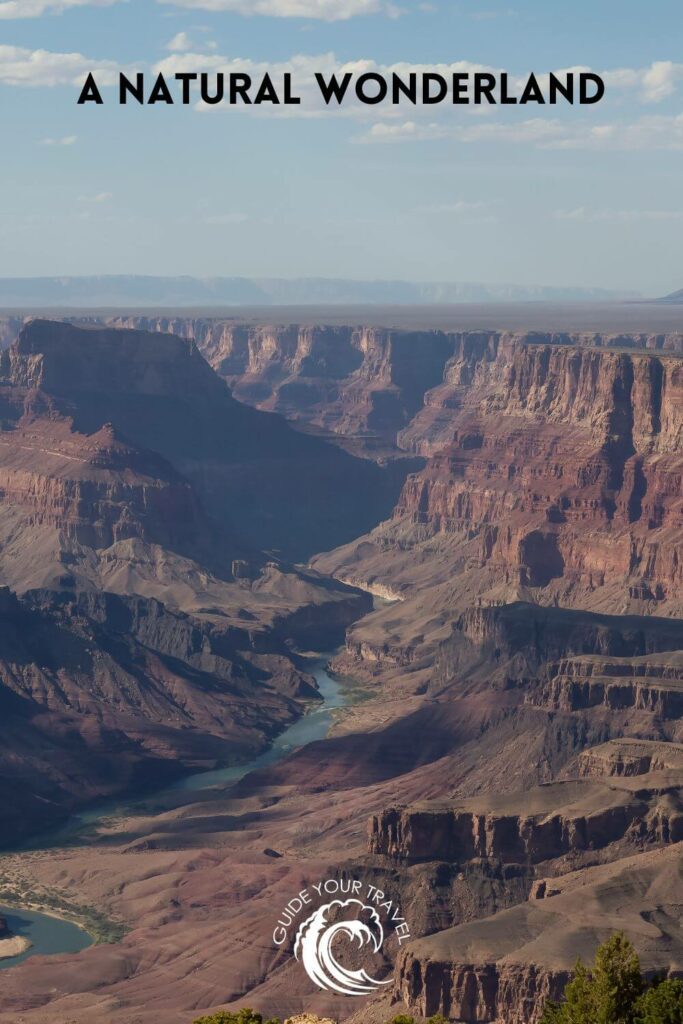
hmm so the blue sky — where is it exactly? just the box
[0,0,682,294]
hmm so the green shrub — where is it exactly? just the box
[635,979,683,1024]
[193,1010,280,1024]
[540,934,683,1024]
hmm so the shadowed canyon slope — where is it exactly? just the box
[0,320,397,837]
[0,320,409,560]
[1,318,683,1024]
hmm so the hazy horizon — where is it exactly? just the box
[0,272,662,310]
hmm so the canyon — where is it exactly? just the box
[0,314,682,1024]
[0,319,386,839]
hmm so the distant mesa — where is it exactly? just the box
[0,274,641,308]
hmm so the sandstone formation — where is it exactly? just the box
[320,338,683,608]
[311,340,683,692]
[369,775,683,865]
[8,318,683,456]
[527,653,683,717]
[577,738,683,777]
[394,845,683,1024]
[73,322,683,453]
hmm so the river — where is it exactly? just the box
[0,906,92,971]
[0,653,346,969]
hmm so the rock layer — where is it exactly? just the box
[369,776,683,865]
[394,845,683,1024]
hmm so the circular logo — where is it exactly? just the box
[272,876,411,997]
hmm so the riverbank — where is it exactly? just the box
[0,652,349,971]
[0,884,120,946]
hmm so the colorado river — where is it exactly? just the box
[170,653,348,791]
[1,654,346,968]
[0,905,92,971]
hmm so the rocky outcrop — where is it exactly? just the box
[391,343,683,606]
[0,317,23,351]
[369,774,683,865]
[0,582,328,842]
[453,602,683,660]
[395,951,569,1024]
[55,318,454,449]
[578,739,683,777]
[431,601,683,699]
[528,657,683,717]
[0,418,208,555]
[393,845,683,1023]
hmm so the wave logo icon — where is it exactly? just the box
[293,898,393,996]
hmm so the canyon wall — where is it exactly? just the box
[377,746,683,1023]
[369,778,683,865]
[6,318,683,453]
[81,322,683,451]
[314,340,683,637]
[392,844,683,1024]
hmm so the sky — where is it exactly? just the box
[0,0,682,295]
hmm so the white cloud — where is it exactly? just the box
[603,60,683,104]
[357,120,448,141]
[167,32,194,52]
[357,110,683,151]
[157,0,391,20]
[166,30,218,52]
[356,116,565,144]
[78,191,113,202]
[0,0,121,18]
[544,113,683,151]
[0,44,121,86]
[641,61,681,103]
[40,133,77,144]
